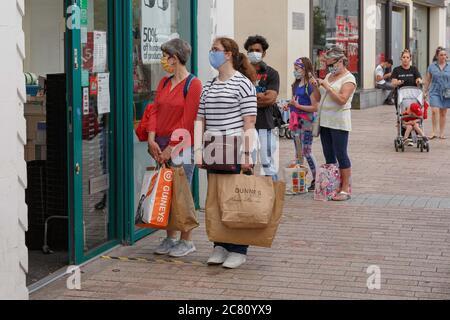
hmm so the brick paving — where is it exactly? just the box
[31,105,450,300]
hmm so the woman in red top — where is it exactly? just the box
[147,38,202,258]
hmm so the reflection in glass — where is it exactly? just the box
[81,0,111,252]
[376,2,387,65]
[312,0,360,84]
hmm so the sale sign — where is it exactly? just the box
[141,0,177,64]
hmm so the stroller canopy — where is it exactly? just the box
[397,86,424,110]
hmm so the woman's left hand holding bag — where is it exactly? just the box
[148,140,162,163]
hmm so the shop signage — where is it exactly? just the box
[141,0,175,64]
[80,0,88,26]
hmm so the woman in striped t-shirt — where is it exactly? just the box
[197,37,258,269]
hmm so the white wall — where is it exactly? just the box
[429,6,447,60]
[362,0,377,89]
[197,0,234,84]
[0,0,29,300]
[23,0,64,76]
[287,0,311,98]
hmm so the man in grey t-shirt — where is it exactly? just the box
[375,59,394,105]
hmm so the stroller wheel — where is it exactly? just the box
[279,127,285,138]
[420,143,424,153]
[394,139,399,152]
[401,143,405,152]
[426,143,430,152]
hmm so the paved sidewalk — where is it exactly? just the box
[32,105,450,300]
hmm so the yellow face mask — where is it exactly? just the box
[161,56,175,74]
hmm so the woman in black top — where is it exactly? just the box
[391,49,423,146]
[391,49,422,88]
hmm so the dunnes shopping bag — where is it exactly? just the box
[217,173,275,229]
[206,174,285,248]
[135,166,174,229]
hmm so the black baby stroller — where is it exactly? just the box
[274,100,293,139]
[394,86,430,153]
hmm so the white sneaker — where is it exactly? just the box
[207,246,229,265]
[154,237,177,255]
[169,240,196,258]
[222,252,247,269]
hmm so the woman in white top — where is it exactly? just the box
[197,37,258,269]
[317,47,357,201]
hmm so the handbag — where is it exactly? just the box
[202,135,241,172]
[443,88,450,99]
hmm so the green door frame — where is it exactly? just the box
[66,0,123,265]
[123,0,199,245]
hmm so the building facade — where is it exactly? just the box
[235,0,449,107]
[1,0,449,300]
[0,0,233,299]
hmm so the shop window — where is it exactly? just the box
[376,1,387,65]
[132,0,191,229]
[412,4,429,76]
[312,0,360,85]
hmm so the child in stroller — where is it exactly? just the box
[394,86,430,152]
[401,103,428,145]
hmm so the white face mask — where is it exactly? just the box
[248,52,263,64]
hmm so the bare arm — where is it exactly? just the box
[321,81,356,106]
[241,115,257,171]
[257,90,278,107]
[423,72,432,95]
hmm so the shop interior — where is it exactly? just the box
[23,0,111,287]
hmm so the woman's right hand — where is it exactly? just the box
[148,140,162,162]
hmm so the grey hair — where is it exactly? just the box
[161,38,192,65]
[325,46,349,66]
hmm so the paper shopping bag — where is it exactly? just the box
[206,174,285,248]
[216,174,275,229]
[166,167,200,232]
[314,164,341,202]
[135,167,174,229]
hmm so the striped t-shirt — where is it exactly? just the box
[198,71,257,135]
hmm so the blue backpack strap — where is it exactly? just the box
[163,75,174,89]
[183,74,196,99]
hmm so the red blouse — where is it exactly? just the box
[147,76,202,148]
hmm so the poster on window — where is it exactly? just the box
[141,0,176,64]
[93,31,108,73]
[97,73,110,115]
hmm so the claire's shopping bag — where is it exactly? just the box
[206,174,286,248]
[216,173,275,229]
[284,135,309,195]
[314,164,341,201]
[166,166,199,232]
[284,162,309,195]
[135,166,174,229]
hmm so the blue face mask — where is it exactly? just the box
[293,70,303,80]
[209,51,227,69]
